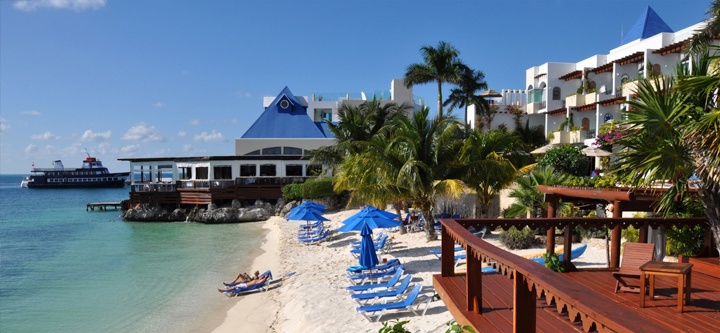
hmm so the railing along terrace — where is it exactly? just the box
[130,182,177,192]
[438,217,707,332]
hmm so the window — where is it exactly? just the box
[259,164,276,177]
[283,147,303,155]
[240,164,256,177]
[552,87,561,100]
[306,164,322,176]
[245,150,261,156]
[196,167,209,180]
[286,164,303,177]
[262,147,281,155]
[213,166,232,179]
[179,167,192,180]
[314,108,333,122]
[279,99,290,109]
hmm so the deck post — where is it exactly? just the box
[610,200,623,268]
[546,201,556,254]
[563,223,573,271]
[466,248,482,313]
[441,226,455,277]
[513,272,536,332]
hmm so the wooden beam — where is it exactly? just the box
[466,248,482,313]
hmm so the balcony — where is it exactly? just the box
[565,94,584,108]
[550,130,587,144]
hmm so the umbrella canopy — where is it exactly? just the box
[352,206,398,220]
[286,207,329,222]
[582,146,613,157]
[338,208,401,232]
[358,222,379,271]
[295,201,326,212]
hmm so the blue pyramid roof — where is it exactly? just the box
[621,6,673,45]
[241,87,332,139]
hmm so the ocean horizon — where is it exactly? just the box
[0,174,266,332]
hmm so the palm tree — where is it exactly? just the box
[387,106,466,240]
[443,65,488,126]
[308,99,412,168]
[504,165,570,218]
[689,0,720,53]
[615,77,694,214]
[459,129,528,218]
[404,41,465,118]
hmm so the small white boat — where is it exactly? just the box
[20,176,30,188]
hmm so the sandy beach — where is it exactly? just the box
[212,208,612,333]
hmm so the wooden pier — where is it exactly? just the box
[86,202,122,211]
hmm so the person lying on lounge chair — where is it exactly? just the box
[218,273,269,293]
[224,270,259,286]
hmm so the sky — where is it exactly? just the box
[0,0,712,174]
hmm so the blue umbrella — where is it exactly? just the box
[291,201,326,214]
[286,206,324,220]
[358,222,379,276]
[287,207,329,242]
[338,208,401,232]
[354,206,398,219]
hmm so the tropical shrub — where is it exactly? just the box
[446,320,476,333]
[282,183,303,200]
[301,177,336,198]
[379,320,411,333]
[622,225,639,244]
[499,226,539,249]
[537,145,590,177]
[666,225,705,256]
[542,253,566,272]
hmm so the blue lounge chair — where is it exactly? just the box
[351,232,387,249]
[350,236,391,258]
[356,283,431,322]
[429,246,463,259]
[220,271,273,297]
[351,274,413,304]
[298,227,325,239]
[347,258,401,274]
[346,268,404,293]
[347,265,404,285]
[298,229,329,244]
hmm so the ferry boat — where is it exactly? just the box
[23,156,129,188]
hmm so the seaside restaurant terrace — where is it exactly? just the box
[120,155,325,207]
[434,185,720,332]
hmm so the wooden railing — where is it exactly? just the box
[438,217,708,332]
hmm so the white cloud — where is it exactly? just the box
[25,144,37,154]
[21,110,41,116]
[194,130,225,143]
[80,129,111,142]
[120,144,140,154]
[122,123,165,142]
[233,91,252,99]
[31,131,60,140]
[14,0,106,11]
[0,117,10,134]
[177,131,187,137]
[153,102,165,108]
[189,119,200,126]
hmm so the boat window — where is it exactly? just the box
[195,167,209,180]
[240,164,256,177]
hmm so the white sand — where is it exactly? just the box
[212,208,612,333]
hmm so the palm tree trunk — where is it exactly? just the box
[437,82,443,118]
[697,180,720,258]
[394,201,407,235]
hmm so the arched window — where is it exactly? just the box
[527,85,534,90]
[552,87,561,100]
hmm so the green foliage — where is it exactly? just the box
[542,252,566,272]
[379,320,412,333]
[301,177,336,198]
[622,225,639,244]
[282,178,336,200]
[446,320,476,333]
[499,226,539,250]
[282,183,303,201]
[537,145,590,177]
[666,225,705,256]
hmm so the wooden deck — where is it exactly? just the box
[434,263,720,332]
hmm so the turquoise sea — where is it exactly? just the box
[0,174,266,332]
